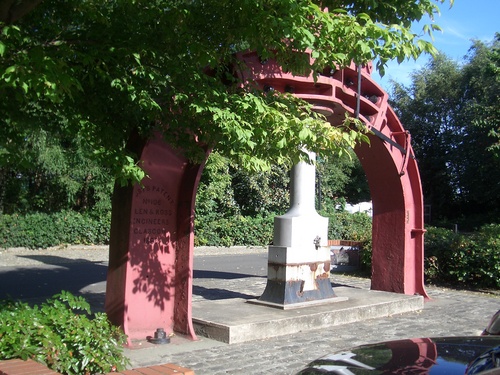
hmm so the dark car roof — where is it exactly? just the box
[297,336,500,374]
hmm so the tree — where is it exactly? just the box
[390,35,500,226]
[0,129,113,214]
[196,149,369,220]
[456,35,500,222]
[230,164,290,217]
[195,151,289,218]
[316,151,370,214]
[0,128,113,214]
[0,0,43,24]
[390,54,463,220]
[1,0,451,185]
[195,152,241,220]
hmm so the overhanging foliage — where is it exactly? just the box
[1,0,451,183]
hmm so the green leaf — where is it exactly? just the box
[298,127,311,140]
[4,65,17,75]
[133,53,141,65]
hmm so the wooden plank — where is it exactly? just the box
[109,363,195,375]
[0,359,58,375]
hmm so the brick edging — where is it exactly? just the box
[0,359,194,375]
[0,359,58,375]
[107,363,194,374]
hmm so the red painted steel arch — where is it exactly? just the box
[105,51,428,343]
[237,51,428,298]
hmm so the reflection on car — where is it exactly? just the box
[297,311,500,374]
[482,310,500,336]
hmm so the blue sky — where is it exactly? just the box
[374,0,500,90]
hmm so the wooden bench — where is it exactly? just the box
[0,359,194,375]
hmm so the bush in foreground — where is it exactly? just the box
[0,291,129,375]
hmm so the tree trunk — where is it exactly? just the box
[0,0,44,24]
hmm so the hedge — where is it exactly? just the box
[1,210,371,250]
[0,211,111,249]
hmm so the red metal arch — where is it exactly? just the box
[106,51,428,343]
[237,51,428,298]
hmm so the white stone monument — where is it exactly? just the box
[256,151,347,309]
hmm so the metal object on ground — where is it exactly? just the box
[147,328,171,344]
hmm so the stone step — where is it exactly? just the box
[192,286,424,344]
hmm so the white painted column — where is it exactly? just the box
[274,151,326,249]
[256,151,347,308]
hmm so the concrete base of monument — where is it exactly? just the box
[248,295,349,310]
[192,286,424,344]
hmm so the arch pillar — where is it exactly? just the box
[105,135,206,343]
[355,130,427,297]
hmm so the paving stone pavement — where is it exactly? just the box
[131,247,500,374]
[167,275,499,374]
[1,246,499,374]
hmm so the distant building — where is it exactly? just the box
[344,201,372,217]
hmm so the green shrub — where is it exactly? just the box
[356,237,373,271]
[424,224,500,289]
[326,211,372,242]
[0,210,111,249]
[0,291,129,375]
[195,214,274,247]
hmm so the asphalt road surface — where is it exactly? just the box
[0,247,268,304]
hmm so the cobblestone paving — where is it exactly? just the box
[164,274,499,375]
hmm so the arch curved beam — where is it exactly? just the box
[237,51,428,298]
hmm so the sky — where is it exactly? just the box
[373,0,500,91]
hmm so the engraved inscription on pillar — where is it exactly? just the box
[131,184,175,250]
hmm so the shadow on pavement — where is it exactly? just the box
[0,255,108,300]
[0,255,266,307]
[193,285,257,300]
